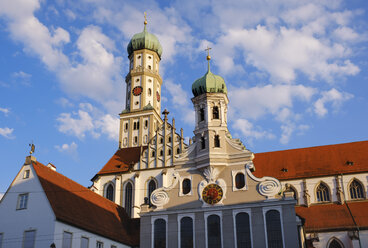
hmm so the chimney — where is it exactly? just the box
[47,163,56,171]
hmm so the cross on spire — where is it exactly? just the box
[144,12,147,25]
[162,109,169,122]
[205,46,212,71]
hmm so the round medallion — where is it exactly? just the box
[132,86,143,96]
[156,91,161,102]
[202,184,223,205]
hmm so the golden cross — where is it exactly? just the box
[204,46,212,56]
[144,12,147,25]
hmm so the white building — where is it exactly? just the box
[0,155,139,248]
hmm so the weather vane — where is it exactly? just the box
[144,12,147,25]
[29,142,35,155]
[205,46,212,60]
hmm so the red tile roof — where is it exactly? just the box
[296,201,368,232]
[96,147,146,176]
[32,161,139,246]
[253,141,368,180]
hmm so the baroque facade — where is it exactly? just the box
[91,20,301,248]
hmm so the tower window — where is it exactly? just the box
[144,120,148,128]
[168,149,171,155]
[152,151,155,157]
[214,135,220,147]
[148,65,152,70]
[235,173,245,189]
[136,78,139,82]
[199,108,205,122]
[182,179,191,195]
[148,56,152,59]
[148,79,152,83]
[137,55,141,59]
[160,149,163,156]
[134,136,138,144]
[213,106,219,119]
[201,137,205,149]
[133,122,137,130]
[177,148,180,154]
[148,88,152,96]
[160,137,163,144]
[168,137,172,143]
[125,123,128,131]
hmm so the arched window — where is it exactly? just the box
[125,123,128,131]
[133,122,137,130]
[316,182,330,202]
[154,219,166,248]
[106,184,114,202]
[160,137,163,144]
[214,135,220,147]
[144,120,148,128]
[124,182,133,217]
[168,149,171,155]
[168,136,172,143]
[148,88,152,96]
[137,121,140,130]
[182,179,191,195]
[284,185,298,201]
[266,210,283,248]
[177,148,180,154]
[349,179,364,200]
[207,214,221,248]
[201,137,205,149]
[180,217,193,248]
[148,179,157,206]
[235,212,252,248]
[199,108,205,122]
[213,106,219,119]
[160,149,163,156]
[152,151,156,157]
[235,173,245,189]
[328,238,344,248]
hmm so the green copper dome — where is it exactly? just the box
[127,25,162,58]
[192,62,227,97]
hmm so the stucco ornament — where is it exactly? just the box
[203,166,219,183]
[150,172,180,208]
[245,161,281,199]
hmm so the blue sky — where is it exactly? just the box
[1,0,367,196]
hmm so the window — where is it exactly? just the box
[214,135,220,147]
[168,136,172,143]
[207,214,221,248]
[266,210,283,248]
[133,121,139,130]
[180,217,194,248]
[134,136,138,144]
[168,149,172,156]
[201,137,205,149]
[148,179,157,206]
[145,120,148,128]
[349,179,364,200]
[81,237,89,248]
[316,182,330,202]
[148,65,152,70]
[328,239,343,248]
[199,108,205,122]
[160,137,163,144]
[152,151,156,157]
[23,169,30,179]
[96,241,104,248]
[213,106,219,119]
[0,233,3,248]
[235,212,252,248]
[284,185,298,201]
[17,193,28,209]
[154,219,166,248]
[106,184,114,202]
[62,231,72,248]
[182,179,191,195]
[125,182,133,217]
[148,88,152,96]
[177,148,180,154]
[125,123,128,131]
[23,230,36,248]
[235,173,245,189]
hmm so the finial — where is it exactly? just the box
[29,142,35,155]
[204,46,212,71]
[162,109,169,121]
[144,12,147,26]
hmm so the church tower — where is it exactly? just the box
[119,16,163,148]
[191,49,230,167]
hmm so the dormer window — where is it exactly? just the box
[201,137,205,149]
[213,106,219,119]
[23,170,30,179]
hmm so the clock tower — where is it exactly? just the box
[119,17,163,148]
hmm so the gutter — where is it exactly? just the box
[340,173,362,248]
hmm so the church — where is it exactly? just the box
[0,18,367,248]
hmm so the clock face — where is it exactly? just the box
[132,86,143,96]
[202,184,223,205]
[156,91,160,102]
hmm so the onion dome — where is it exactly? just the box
[192,53,227,97]
[127,20,162,58]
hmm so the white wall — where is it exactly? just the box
[54,221,131,248]
[0,164,55,248]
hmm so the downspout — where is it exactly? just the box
[340,173,362,248]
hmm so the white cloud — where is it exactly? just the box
[55,142,78,153]
[229,84,316,120]
[56,103,119,141]
[0,108,10,115]
[233,119,275,140]
[314,88,353,117]
[0,127,14,139]
[164,80,194,125]
[56,98,74,108]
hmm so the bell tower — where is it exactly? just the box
[191,48,229,164]
[119,15,163,148]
